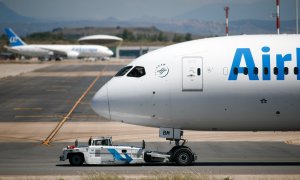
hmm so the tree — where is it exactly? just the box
[173,34,184,42]
[184,33,192,41]
[158,32,164,41]
[122,29,129,40]
[0,34,8,52]
[27,32,65,41]
[150,34,158,41]
[122,29,135,41]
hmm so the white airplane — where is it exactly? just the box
[91,35,300,165]
[4,28,114,60]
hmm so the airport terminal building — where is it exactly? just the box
[78,35,162,59]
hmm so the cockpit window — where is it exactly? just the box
[127,66,146,78]
[115,66,133,77]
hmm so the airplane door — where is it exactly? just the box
[182,57,203,91]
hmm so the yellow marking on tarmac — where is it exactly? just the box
[46,89,68,92]
[46,85,71,92]
[70,115,98,118]
[15,114,97,118]
[23,71,116,77]
[0,135,41,142]
[14,107,43,111]
[15,115,63,118]
[42,68,106,145]
[51,85,72,88]
[79,102,90,105]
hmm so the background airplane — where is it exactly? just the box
[4,28,113,60]
[92,34,300,165]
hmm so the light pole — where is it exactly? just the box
[276,0,280,34]
[224,6,229,36]
[297,0,299,34]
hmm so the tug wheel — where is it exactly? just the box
[69,154,84,166]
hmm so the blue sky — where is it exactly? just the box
[0,0,298,22]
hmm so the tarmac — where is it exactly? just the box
[0,141,300,177]
[0,60,300,179]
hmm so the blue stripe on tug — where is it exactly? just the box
[108,148,133,163]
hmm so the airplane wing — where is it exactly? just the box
[39,47,67,56]
[4,46,14,51]
[4,46,20,54]
[39,47,79,58]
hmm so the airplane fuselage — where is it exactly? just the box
[92,35,300,131]
[8,44,113,58]
[4,28,114,59]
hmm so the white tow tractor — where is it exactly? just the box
[60,132,197,166]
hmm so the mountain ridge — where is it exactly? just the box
[0,2,298,36]
[0,2,36,23]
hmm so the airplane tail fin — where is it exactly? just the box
[4,28,27,47]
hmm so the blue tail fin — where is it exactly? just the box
[4,28,26,47]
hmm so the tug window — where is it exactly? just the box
[127,66,146,77]
[115,66,133,76]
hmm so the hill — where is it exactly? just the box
[13,26,203,46]
[0,1,297,37]
[0,2,35,23]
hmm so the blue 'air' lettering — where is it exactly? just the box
[262,46,271,80]
[276,54,291,80]
[297,48,300,80]
[228,48,259,80]
[228,47,300,81]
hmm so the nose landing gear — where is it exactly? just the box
[159,127,197,166]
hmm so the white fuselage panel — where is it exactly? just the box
[92,35,300,131]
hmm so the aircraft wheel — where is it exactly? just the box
[174,147,193,166]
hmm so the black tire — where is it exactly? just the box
[173,147,193,166]
[69,154,84,166]
[144,151,152,162]
[169,145,190,161]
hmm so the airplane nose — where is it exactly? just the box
[107,49,114,56]
[91,85,111,120]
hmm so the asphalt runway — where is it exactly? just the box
[0,141,299,176]
[0,62,300,177]
[0,63,123,122]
